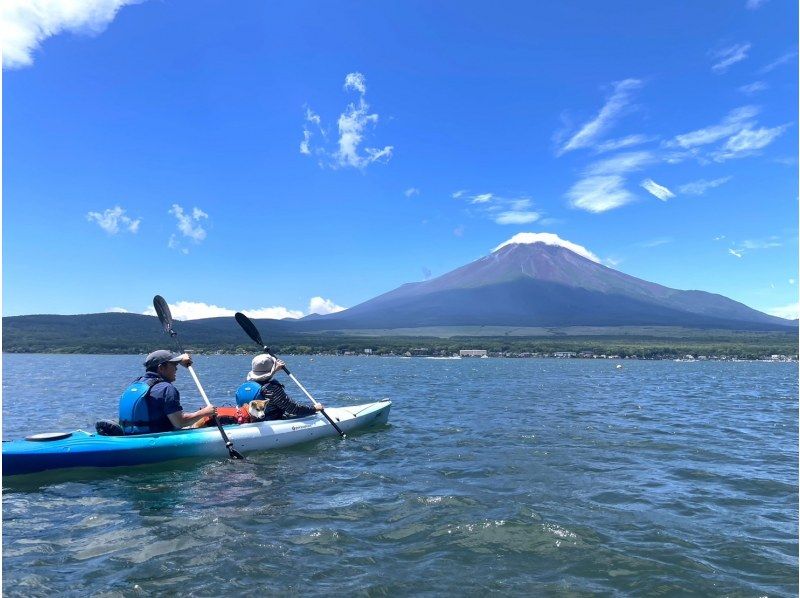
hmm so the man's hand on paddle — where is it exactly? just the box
[176,353,193,368]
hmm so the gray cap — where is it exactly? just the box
[144,350,182,370]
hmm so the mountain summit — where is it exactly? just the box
[299,238,792,331]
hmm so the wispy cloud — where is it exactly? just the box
[471,193,493,204]
[678,177,732,195]
[494,208,540,225]
[87,206,141,234]
[638,237,673,248]
[760,50,798,73]
[640,178,675,201]
[766,302,798,320]
[745,0,768,9]
[739,81,768,95]
[168,205,208,253]
[667,106,758,149]
[106,306,129,313]
[453,225,465,237]
[595,134,653,153]
[451,190,466,199]
[711,43,751,73]
[567,176,635,213]
[739,237,782,250]
[712,124,787,161]
[557,79,642,155]
[726,236,782,258]
[585,151,655,175]
[1,0,138,69]
[567,151,654,213]
[405,187,420,197]
[301,72,393,169]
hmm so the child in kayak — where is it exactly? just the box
[239,354,324,420]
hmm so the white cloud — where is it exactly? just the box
[1,0,138,69]
[729,248,743,258]
[300,108,324,156]
[493,232,600,263]
[305,107,321,126]
[714,235,726,241]
[301,73,392,169]
[790,279,796,285]
[766,302,798,319]
[640,178,675,201]
[595,134,653,153]
[746,0,768,8]
[335,72,392,168]
[471,193,493,204]
[106,306,129,313]
[453,225,464,237]
[405,187,420,197]
[243,306,306,319]
[678,177,732,195]
[667,106,758,149]
[760,50,798,73]
[299,130,312,155]
[558,79,642,155]
[566,151,654,213]
[169,204,208,244]
[639,237,673,248]
[739,81,768,95]
[711,43,751,73]
[494,211,540,225]
[143,301,304,321]
[713,125,786,161]
[451,190,466,199]
[740,237,782,250]
[585,151,655,175]
[344,72,366,94]
[86,206,141,234]
[308,296,346,315]
[567,175,636,213]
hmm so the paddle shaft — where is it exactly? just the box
[281,364,347,437]
[169,332,243,458]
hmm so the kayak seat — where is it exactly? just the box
[95,420,124,436]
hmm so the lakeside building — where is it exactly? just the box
[459,349,487,357]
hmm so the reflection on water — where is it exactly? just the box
[3,355,798,596]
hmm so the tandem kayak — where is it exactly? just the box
[2,400,391,477]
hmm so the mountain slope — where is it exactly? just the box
[295,242,792,331]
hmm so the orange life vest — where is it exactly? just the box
[194,406,250,428]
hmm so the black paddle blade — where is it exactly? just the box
[153,295,173,332]
[235,312,264,347]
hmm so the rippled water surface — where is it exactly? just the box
[3,354,797,596]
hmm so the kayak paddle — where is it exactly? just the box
[153,295,244,460]
[234,311,347,439]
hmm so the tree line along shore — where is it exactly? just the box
[3,333,797,361]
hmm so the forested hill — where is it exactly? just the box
[3,312,797,359]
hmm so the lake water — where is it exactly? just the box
[2,354,797,596]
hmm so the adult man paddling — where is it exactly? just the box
[119,350,217,434]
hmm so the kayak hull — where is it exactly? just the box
[2,400,391,477]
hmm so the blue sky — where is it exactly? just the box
[3,0,798,320]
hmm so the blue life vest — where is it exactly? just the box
[235,382,262,407]
[119,377,162,435]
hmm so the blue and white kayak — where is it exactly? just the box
[2,400,391,477]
